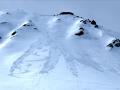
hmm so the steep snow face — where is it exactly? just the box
[0,10,120,90]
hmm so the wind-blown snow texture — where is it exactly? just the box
[0,10,120,90]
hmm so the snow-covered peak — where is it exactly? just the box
[0,10,120,90]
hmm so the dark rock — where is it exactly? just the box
[59,12,74,15]
[114,43,120,47]
[79,27,84,30]
[76,16,80,18]
[95,25,98,28]
[115,39,120,42]
[23,23,33,27]
[0,22,8,24]
[80,19,91,24]
[26,24,30,26]
[57,19,61,21]
[83,20,87,24]
[91,20,96,25]
[107,43,113,48]
[107,39,120,49]
[11,31,17,36]
[75,30,84,36]
[0,36,2,39]
[6,12,9,14]
[87,19,91,23]
[80,20,84,22]
[33,27,37,30]
[23,24,27,26]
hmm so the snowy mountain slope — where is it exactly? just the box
[0,10,120,90]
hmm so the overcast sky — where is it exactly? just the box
[0,0,120,31]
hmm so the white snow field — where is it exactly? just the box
[0,10,120,90]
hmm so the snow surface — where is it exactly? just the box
[0,10,120,90]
